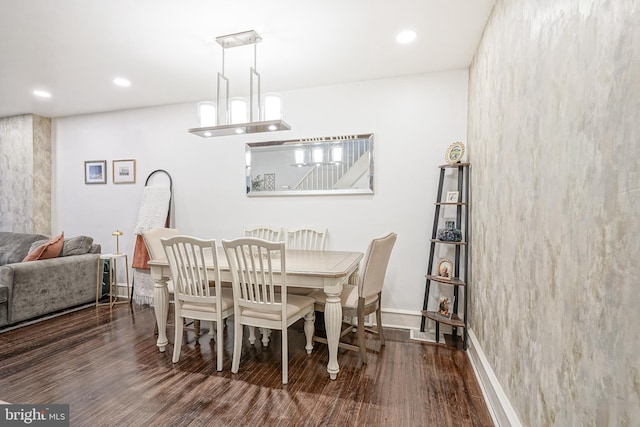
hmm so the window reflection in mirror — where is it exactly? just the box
[246,134,374,196]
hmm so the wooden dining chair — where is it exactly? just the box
[243,226,282,242]
[286,227,327,250]
[222,237,315,384]
[162,235,234,372]
[311,232,397,364]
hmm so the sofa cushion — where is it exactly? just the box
[28,239,49,254]
[61,236,94,256]
[0,232,50,265]
[29,236,96,257]
[23,232,65,262]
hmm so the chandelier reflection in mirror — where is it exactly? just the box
[189,30,291,138]
[246,134,374,196]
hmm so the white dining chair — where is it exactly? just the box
[286,227,327,250]
[243,226,282,242]
[162,235,234,371]
[243,226,283,345]
[311,232,397,364]
[222,237,315,384]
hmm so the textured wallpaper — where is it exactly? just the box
[32,115,52,236]
[468,0,640,425]
[0,114,51,235]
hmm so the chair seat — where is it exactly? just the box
[181,288,234,313]
[240,294,315,321]
[309,285,378,310]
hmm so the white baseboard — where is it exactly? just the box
[467,329,522,427]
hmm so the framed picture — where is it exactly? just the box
[112,159,136,184]
[445,141,465,164]
[438,295,455,319]
[436,258,453,280]
[84,160,107,184]
[446,191,459,203]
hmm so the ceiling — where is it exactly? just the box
[0,0,495,119]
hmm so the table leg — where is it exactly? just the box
[324,289,343,380]
[153,277,170,352]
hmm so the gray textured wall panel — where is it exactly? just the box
[468,0,640,425]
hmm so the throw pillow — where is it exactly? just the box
[61,236,94,256]
[28,239,49,254]
[23,232,65,262]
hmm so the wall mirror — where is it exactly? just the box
[246,133,374,196]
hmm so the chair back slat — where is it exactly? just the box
[286,227,327,250]
[244,226,282,242]
[223,238,285,312]
[359,232,397,298]
[162,236,219,300]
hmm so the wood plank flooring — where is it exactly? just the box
[0,304,493,426]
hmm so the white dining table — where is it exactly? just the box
[148,248,363,380]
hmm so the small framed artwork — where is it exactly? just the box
[446,191,459,203]
[113,159,136,184]
[84,160,107,184]
[436,258,453,280]
[438,295,455,319]
[445,141,465,164]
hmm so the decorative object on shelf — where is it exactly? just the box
[445,141,465,164]
[251,175,263,191]
[188,30,291,138]
[84,160,107,184]
[438,296,455,319]
[446,191,459,203]
[436,258,453,280]
[112,230,123,254]
[112,159,136,184]
[263,173,276,191]
[436,221,462,242]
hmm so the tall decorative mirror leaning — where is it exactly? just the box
[246,133,374,196]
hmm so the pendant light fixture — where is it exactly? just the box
[188,30,291,138]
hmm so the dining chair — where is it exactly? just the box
[287,227,329,301]
[243,226,282,242]
[286,227,327,250]
[311,232,397,364]
[243,226,283,345]
[162,235,234,371]
[222,237,315,384]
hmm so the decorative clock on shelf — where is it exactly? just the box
[445,141,465,164]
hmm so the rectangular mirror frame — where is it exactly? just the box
[246,133,374,197]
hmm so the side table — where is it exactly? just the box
[96,253,131,312]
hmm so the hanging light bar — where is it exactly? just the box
[188,30,291,138]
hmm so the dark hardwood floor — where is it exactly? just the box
[0,303,493,426]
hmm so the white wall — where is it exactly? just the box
[52,70,468,322]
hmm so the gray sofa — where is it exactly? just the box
[0,232,101,328]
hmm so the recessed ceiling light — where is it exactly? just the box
[113,77,131,87]
[33,90,52,98]
[396,30,417,44]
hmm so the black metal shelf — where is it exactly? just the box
[420,163,470,350]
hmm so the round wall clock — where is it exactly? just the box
[445,141,465,164]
